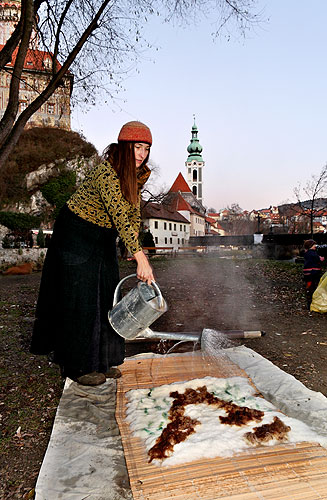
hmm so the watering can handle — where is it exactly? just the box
[112,274,164,308]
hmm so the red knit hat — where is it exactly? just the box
[118,121,152,145]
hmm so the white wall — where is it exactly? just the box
[0,248,47,270]
[190,214,205,236]
[143,218,190,250]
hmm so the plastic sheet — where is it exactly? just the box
[226,346,327,436]
[311,271,327,313]
[35,347,327,499]
[34,378,132,500]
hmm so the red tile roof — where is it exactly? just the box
[169,172,192,193]
[0,45,65,73]
[172,193,193,212]
[205,216,216,224]
[168,192,201,215]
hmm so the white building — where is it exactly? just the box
[142,201,190,250]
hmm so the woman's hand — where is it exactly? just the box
[134,250,154,285]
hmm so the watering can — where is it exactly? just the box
[108,274,168,340]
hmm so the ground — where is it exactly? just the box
[0,254,326,499]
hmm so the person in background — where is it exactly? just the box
[303,239,324,309]
[31,121,154,386]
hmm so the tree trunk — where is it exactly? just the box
[0,0,35,145]
[0,0,111,167]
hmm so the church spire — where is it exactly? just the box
[186,115,203,162]
[185,116,205,204]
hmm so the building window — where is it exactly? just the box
[178,238,180,244]
[170,238,172,244]
[154,221,158,229]
[180,225,182,231]
[164,237,167,244]
[184,225,186,231]
[19,101,27,112]
[193,169,197,181]
[164,222,167,230]
[47,103,55,114]
[192,185,197,196]
[169,223,172,230]
[155,237,158,244]
[182,238,184,244]
[174,224,176,231]
[43,57,52,69]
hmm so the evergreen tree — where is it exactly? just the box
[37,228,45,248]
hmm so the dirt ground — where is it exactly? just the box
[1,254,327,499]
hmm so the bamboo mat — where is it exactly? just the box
[116,353,327,500]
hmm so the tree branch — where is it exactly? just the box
[0,0,35,143]
[0,0,44,70]
[0,0,112,166]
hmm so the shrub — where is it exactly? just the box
[41,170,76,218]
[0,211,40,231]
[0,127,97,207]
[2,234,12,248]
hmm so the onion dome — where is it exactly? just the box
[186,117,203,162]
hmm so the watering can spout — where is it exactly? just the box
[135,328,266,346]
[142,328,201,343]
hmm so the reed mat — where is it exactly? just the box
[116,353,327,500]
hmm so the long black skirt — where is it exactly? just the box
[30,205,125,378]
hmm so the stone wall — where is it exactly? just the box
[0,248,47,271]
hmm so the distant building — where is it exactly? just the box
[0,0,73,130]
[205,215,226,235]
[164,172,206,237]
[141,119,207,242]
[141,201,190,250]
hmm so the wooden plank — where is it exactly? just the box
[116,353,327,500]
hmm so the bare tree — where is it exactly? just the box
[225,202,243,218]
[294,163,327,237]
[0,0,263,166]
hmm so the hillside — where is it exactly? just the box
[0,127,98,209]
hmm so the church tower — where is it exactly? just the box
[185,117,205,205]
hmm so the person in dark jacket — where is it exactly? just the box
[31,121,154,386]
[303,239,324,309]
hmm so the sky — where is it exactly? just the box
[72,0,327,212]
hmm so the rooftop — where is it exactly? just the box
[169,172,192,193]
[141,200,190,224]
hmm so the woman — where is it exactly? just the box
[30,121,154,385]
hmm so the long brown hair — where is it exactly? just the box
[103,142,150,206]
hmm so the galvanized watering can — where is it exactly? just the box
[108,274,168,340]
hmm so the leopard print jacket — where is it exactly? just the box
[67,161,145,255]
